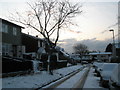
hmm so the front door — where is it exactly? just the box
[13,45,17,57]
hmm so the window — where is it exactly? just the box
[2,23,8,33]
[13,27,17,35]
[2,43,6,55]
[0,42,2,56]
[38,40,43,47]
[2,43,11,56]
[40,41,43,47]
[38,41,40,47]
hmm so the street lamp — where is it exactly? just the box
[109,29,116,57]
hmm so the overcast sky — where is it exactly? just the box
[0,0,119,53]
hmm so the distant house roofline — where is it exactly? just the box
[22,33,44,41]
[89,52,112,55]
[1,18,25,29]
[22,33,56,46]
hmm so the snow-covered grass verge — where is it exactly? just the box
[2,65,83,89]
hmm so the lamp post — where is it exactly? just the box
[109,29,116,57]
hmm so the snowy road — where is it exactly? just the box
[43,66,90,89]
[55,67,89,88]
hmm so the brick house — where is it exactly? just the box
[0,18,25,58]
[21,33,46,59]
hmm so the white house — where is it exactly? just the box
[89,52,112,62]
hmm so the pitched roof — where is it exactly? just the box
[22,33,44,41]
[1,18,24,29]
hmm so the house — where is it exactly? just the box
[89,52,112,62]
[1,18,68,74]
[69,53,92,63]
[117,1,120,56]
[21,33,46,59]
[0,18,25,58]
[115,43,120,57]
[0,19,33,74]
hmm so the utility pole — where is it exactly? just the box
[109,29,116,57]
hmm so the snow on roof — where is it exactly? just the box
[89,52,112,55]
[60,50,69,57]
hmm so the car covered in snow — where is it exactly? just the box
[93,62,98,67]
[93,62,104,76]
[81,61,88,65]
[109,63,120,90]
[100,63,118,87]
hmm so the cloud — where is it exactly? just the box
[79,38,111,51]
[69,30,82,34]
[58,38,111,53]
[101,30,108,34]
[58,38,77,53]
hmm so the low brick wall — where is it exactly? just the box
[42,60,67,70]
[2,57,33,73]
[57,60,67,69]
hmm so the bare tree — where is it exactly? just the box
[73,43,88,59]
[10,0,82,51]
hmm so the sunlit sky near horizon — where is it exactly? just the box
[0,0,119,53]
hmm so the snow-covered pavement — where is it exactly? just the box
[2,65,83,89]
[83,67,108,90]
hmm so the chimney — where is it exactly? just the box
[36,35,38,37]
[118,1,120,43]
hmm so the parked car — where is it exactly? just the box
[93,62,98,67]
[95,63,104,77]
[81,61,88,65]
[109,64,120,90]
[93,62,104,76]
[100,63,118,88]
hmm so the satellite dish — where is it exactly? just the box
[37,47,46,54]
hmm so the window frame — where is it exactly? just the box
[2,43,12,56]
[2,23,8,33]
[13,27,17,36]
